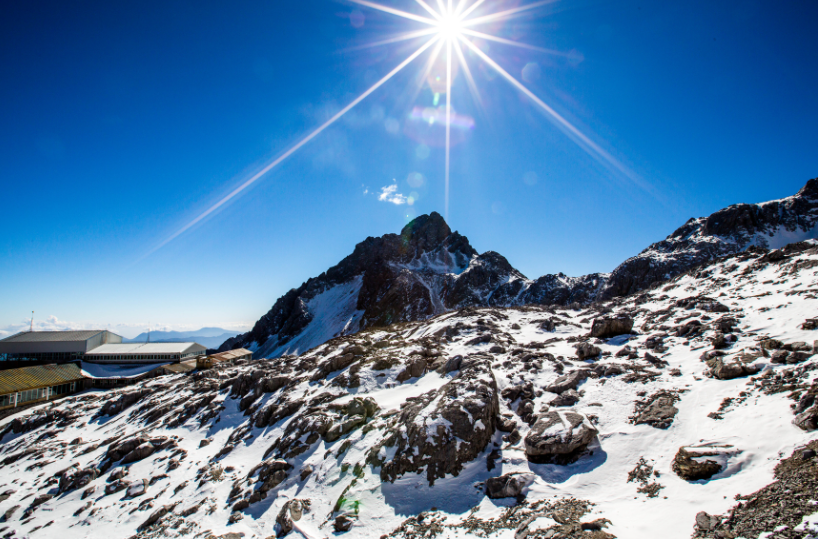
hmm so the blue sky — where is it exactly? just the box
[1,0,817,338]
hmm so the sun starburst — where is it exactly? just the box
[148,0,640,259]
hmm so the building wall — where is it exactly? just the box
[0,378,87,417]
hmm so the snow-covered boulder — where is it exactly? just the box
[524,411,598,463]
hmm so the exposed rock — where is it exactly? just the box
[335,514,354,532]
[59,466,98,493]
[396,357,427,382]
[793,404,818,431]
[631,391,680,429]
[695,511,720,532]
[690,441,818,539]
[485,472,533,499]
[524,411,598,463]
[100,388,152,416]
[546,370,590,394]
[708,358,759,380]
[672,447,724,481]
[550,389,580,407]
[121,442,155,464]
[590,316,634,339]
[276,499,308,537]
[378,358,499,485]
[574,343,601,361]
[126,479,148,497]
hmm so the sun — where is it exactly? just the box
[436,11,463,40]
[149,0,640,258]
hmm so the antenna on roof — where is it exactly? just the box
[147,322,150,343]
[30,311,34,332]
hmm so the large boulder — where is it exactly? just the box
[485,472,534,499]
[377,358,499,485]
[590,316,634,339]
[58,466,98,494]
[708,358,759,380]
[524,411,598,463]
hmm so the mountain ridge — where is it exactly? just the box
[221,178,818,357]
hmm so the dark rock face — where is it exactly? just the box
[524,411,598,463]
[485,472,533,499]
[378,358,499,485]
[574,343,602,361]
[590,316,634,339]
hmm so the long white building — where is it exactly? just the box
[83,342,206,363]
[0,331,205,366]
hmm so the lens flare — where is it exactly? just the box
[146,0,644,258]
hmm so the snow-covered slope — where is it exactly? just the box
[600,177,818,300]
[4,241,818,538]
[223,179,818,361]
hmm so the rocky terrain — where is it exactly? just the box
[3,234,818,538]
[220,178,818,359]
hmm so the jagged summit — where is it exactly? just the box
[222,178,818,358]
[599,176,818,299]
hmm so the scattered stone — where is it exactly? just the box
[672,446,736,481]
[550,389,580,407]
[574,343,601,361]
[546,370,590,394]
[126,479,148,497]
[334,514,354,532]
[631,391,680,429]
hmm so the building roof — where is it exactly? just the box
[0,330,113,344]
[80,362,169,380]
[160,359,198,374]
[84,342,206,355]
[0,363,84,394]
[209,348,253,361]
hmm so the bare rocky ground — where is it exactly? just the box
[2,242,818,539]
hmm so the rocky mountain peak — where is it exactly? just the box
[400,211,451,246]
[797,177,818,199]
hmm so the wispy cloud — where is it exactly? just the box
[378,183,408,205]
[0,316,251,340]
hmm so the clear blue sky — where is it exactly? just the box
[1,0,817,338]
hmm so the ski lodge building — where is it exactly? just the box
[0,330,206,365]
[0,331,244,417]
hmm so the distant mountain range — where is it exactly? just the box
[125,327,241,349]
[220,178,818,357]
